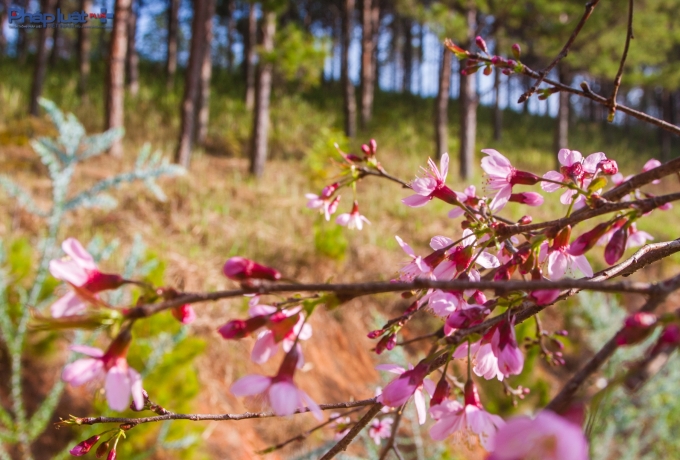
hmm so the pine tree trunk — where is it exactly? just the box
[105,0,131,157]
[126,0,139,95]
[166,0,180,88]
[244,2,257,110]
[341,0,356,138]
[434,46,452,160]
[553,69,570,158]
[359,0,375,129]
[0,0,8,55]
[660,89,674,161]
[493,69,502,141]
[49,0,61,66]
[29,0,57,116]
[226,0,235,70]
[196,0,215,145]
[175,0,206,167]
[77,0,92,97]
[416,23,424,96]
[458,8,477,180]
[249,10,276,178]
[371,2,380,91]
[402,17,412,94]
[17,0,27,64]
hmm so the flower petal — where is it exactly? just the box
[231,374,271,397]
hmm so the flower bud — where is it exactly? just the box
[511,43,521,59]
[518,215,533,225]
[510,170,541,186]
[569,221,615,256]
[218,315,268,340]
[431,378,451,406]
[475,36,488,53]
[597,159,618,175]
[367,329,384,339]
[70,435,101,456]
[171,304,196,324]
[615,313,657,346]
[96,441,110,458]
[509,192,544,206]
[321,183,339,199]
[604,225,628,265]
[552,226,572,250]
[483,65,493,76]
[223,257,281,282]
[446,305,489,329]
[107,449,117,460]
[369,139,377,155]
[463,380,482,408]
[82,272,125,292]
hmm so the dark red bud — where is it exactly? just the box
[218,315,268,340]
[82,273,125,292]
[223,257,281,282]
[511,43,521,59]
[510,170,541,186]
[475,36,488,53]
[604,225,628,265]
[553,226,572,250]
[431,378,451,406]
[95,441,110,458]
[518,215,532,225]
[70,435,101,456]
[107,449,116,460]
[463,380,482,408]
[615,313,657,346]
[569,221,614,256]
[367,329,384,339]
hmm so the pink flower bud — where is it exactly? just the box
[70,435,101,456]
[475,36,488,53]
[223,257,281,282]
[369,139,377,155]
[431,378,451,406]
[597,159,618,175]
[502,68,512,75]
[107,449,116,460]
[615,313,657,346]
[483,65,493,76]
[509,192,544,206]
[367,329,384,339]
[510,170,541,186]
[511,43,521,59]
[96,441,110,458]
[446,306,489,329]
[569,221,614,256]
[530,289,561,306]
[171,304,196,324]
[518,215,532,225]
[218,315,268,340]
[380,362,429,407]
[321,183,339,199]
[82,272,125,292]
[553,226,572,250]
[604,225,628,265]
[463,380,482,408]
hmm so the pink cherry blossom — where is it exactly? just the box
[481,149,540,211]
[250,306,311,368]
[171,304,196,324]
[306,184,341,221]
[61,333,144,412]
[429,381,504,450]
[49,238,124,318]
[540,227,593,279]
[394,236,449,281]
[643,158,662,184]
[329,413,352,440]
[454,340,504,381]
[448,185,480,219]
[230,349,322,420]
[541,149,607,204]
[369,417,394,444]
[336,201,370,230]
[376,363,435,424]
[491,318,524,377]
[403,153,459,207]
[487,411,588,460]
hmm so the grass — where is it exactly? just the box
[1,57,680,458]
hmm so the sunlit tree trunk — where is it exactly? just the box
[225,0,235,70]
[660,89,675,161]
[196,0,215,145]
[175,0,207,167]
[341,0,356,138]
[166,0,180,88]
[0,0,8,55]
[493,69,502,141]
[249,10,276,177]
[554,67,570,160]
[244,2,257,110]
[360,0,376,129]
[48,0,61,66]
[105,0,131,157]
[29,0,57,116]
[402,17,412,93]
[126,0,139,95]
[17,0,27,63]
[77,0,92,97]
[434,46,452,159]
[458,8,477,180]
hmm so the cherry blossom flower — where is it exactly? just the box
[61,331,144,412]
[329,413,352,440]
[336,201,370,230]
[448,185,480,219]
[597,222,653,253]
[171,304,196,324]
[615,312,657,346]
[394,236,448,281]
[643,158,662,184]
[508,192,543,206]
[491,318,524,377]
[249,305,311,368]
[369,417,394,444]
[376,362,435,424]
[306,183,340,221]
[69,435,100,456]
[230,348,322,420]
[480,149,540,211]
[49,238,125,318]
[429,380,504,450]
[223,257,281,281]
[540,227,593,279]
[487,411,588,460]
[541,149,607,204]
[402,153,459,207]
[454,340,504,381]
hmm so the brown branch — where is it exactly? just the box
[378,406,404,460]
[544,273,680,413]
[518,0,601,103]
[357,165,410,188]
[608,0,634,121]
[73,398,377,427]
[600,157,680,202]
[320,403,384,460]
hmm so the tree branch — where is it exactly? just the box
[320,403,384,460]
[608,0,634,120]
[378,406,404,460]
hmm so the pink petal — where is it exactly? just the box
[61,238,97,270]
[430,412,466,441]
[70,345,105,358]
[268,381,300,416]
[548,251,568,280]
[583,152,606,173]
[476,252,500,269]
[448,207,465,219]
[250,331,278,364]
[411,177,437,195]
[643,158,661,172]
[335,214,351,226]
[541,171,565,192]
[395,236,415,257]
[128,368,144,410]
[413,389,427,425]
[230,374,271,397]
[430,236,454,251]
[299,389,323,421]
[558,149,582,166]
[402,194,432,207]
[571,254,593,278]
[50,292,87,318]
[62,358,103,386]
[489,185,511,212]
[375,364,405,374]
[560,189,578,205]
[49,259,89,286]
[105,366,132,411]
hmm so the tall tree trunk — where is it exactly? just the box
[17,0,27,63]
[49,0,62,66]
[493,69,502,141]
[416,23,425,96]
[553,68,569,158]
[402,17,412,93]
[359,0,375,129]
[126,0,139,95]
[29,0,57,116]
[434,46,452,159]
[225,0,235,70]
[244,2,257,110]
[371,2,380,91]
[660,89,674,161]
[458,8,477,180]
[341,0,356,138]
[166,0,180,88]
[196,0,215,145]
[249,10,276,177]
[105,0,131,157]
[77,0,92,97]
[391,16,401,91]
[175,0,207,167]
[0,0,8,55]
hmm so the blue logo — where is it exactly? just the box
[8,6,114,28]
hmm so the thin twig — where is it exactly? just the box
[608,0,634,121]
[320,403,384,460]
[378,406,404,460]
[518,0,601,103]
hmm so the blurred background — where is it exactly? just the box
[1,0,680,458]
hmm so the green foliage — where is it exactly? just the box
[267,23,328,89]
[314,222,348,260]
